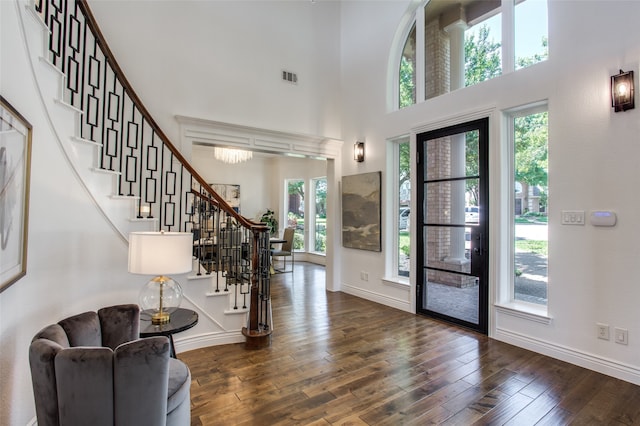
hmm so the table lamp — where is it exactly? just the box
[128,231,193,324]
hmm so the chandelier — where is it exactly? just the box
[213,147,253,164]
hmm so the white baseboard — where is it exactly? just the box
[174,330,245,354]
[495,326,640,385]
[341,283,411,313]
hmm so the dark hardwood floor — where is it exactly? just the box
[181,263,640,425]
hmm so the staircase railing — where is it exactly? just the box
[33,0,272,347]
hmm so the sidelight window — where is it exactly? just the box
[511,106,548,306]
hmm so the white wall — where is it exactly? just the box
[337,0,640,384]
[88,0,343,145]
[191,146,274,220]
[5,0,640,423]
[1,2,140,424]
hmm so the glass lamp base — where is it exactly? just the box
[139,276,183,324]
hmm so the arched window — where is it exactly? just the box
[398,0,547,109]
[399,24,416,109]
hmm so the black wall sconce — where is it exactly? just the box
[611,69,635,112]
[354,141,365,162]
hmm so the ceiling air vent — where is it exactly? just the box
[282,70,298,85]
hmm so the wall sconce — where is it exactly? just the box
[354,141,365,162]
[611,69,635,112]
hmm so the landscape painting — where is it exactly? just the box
[342,171,381,252]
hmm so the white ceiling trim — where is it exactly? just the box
[176,115,343,159]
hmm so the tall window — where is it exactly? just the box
[397,0,548,108]
[512,107,548,305]
[398,141,410,277]
[388,137,411,279]
[311,177,327,254]
[286,179,305,251]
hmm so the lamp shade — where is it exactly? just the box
[128,232,193,275]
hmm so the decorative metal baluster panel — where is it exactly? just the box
[34,0,272,340]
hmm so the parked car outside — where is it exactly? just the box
[399,208,410,230]
[465,206,479,223]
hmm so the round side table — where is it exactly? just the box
[140,308,198,358]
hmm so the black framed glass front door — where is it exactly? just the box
[416,118,489,334]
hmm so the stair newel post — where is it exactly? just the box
[242,226,272,349]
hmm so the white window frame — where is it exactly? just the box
[284,178,305,252]
[309,176,327,255]
[495,101,551,323]
[384,136,411,285]
[395,0,548,111]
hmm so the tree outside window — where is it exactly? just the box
[398,141,410,277]
[286,179,305,250]
[312,178,327,254]
[398,0,548,109]
[514,110,548,305]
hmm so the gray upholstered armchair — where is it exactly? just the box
[29,304,191,426]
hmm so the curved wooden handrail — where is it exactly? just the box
[190,190,269,231]
[77,0,256,229]
[28,0,274,347]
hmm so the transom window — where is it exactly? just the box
[398,0,548,109]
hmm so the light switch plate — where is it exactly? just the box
[561,210,585,225]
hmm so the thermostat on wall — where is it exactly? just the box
[590,210,617,227]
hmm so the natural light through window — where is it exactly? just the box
[397,0,548,109]
[465,12,502,87]
[286,179,305,251]
[398,141,410,277]
[513,108,548,306]
[311,177,327,254]
[515,0,548,70]
[399,24,416,109]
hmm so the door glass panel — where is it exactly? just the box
[424,180,479,225]
[424,131,479,180]
[418,118,487,333]
[424,270,479,325]
[423,225,473,274]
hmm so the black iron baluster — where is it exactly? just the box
[36,0,272,342]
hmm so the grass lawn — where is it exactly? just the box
[515,239,547,255]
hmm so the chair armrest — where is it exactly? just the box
[29,338,64,426]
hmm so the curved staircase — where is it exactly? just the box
[17,0,272,350]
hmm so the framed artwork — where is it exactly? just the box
[0,96,33,292]
[210,183,240,213]
[342,171,381,252]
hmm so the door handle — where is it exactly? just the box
[473,233,483,254]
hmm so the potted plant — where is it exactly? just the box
[259,209,278,236]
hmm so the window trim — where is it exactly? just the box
[502,101,549,316]
[394,0,548,111]
[309,176,327,255]
[384,136,411,283]
[284,178,306,252]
